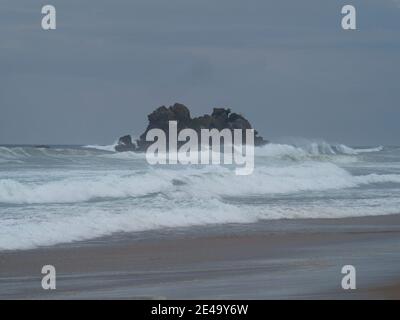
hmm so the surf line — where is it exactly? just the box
[145,121,255,175]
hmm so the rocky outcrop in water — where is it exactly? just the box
[115,135,136,152]
[116,103,268,152]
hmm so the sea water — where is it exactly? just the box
[0,142,399,250]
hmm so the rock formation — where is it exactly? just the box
[115,103,268,152]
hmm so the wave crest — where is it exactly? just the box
[1,162,399,205]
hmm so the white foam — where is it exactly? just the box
[0,142,394,251]
[83,143,117,152]
[1,195,399,251]
[1,162,400,204]
[353,146,384,153]
[101,151,146,160]
[185,163,400,196]
[0,199,251,250]
[263,139,383,157]
[334,144,383,155]
[0,171,171,204]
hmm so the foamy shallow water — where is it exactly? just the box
[0,142,399,250]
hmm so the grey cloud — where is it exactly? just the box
[0,0,399,145]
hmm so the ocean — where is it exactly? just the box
[1,141,399,251]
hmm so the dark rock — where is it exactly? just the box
[170,103,191,123]
[172,179,187,186]
[116,103,268,152]
[115,135,137,152]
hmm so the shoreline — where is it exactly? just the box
[1,214,400,299]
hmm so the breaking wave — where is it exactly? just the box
[1,192,400,251]
[0,146,103,160]
[83,142,118,152]
[0,141,394,251]
[0,141,383,161]
[256,142,383,159]
[1,162,399,205]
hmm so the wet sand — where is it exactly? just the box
[1,214,400,299]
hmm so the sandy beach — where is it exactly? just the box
[1,214,400,300]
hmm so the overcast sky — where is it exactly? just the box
[0,0,399,145]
